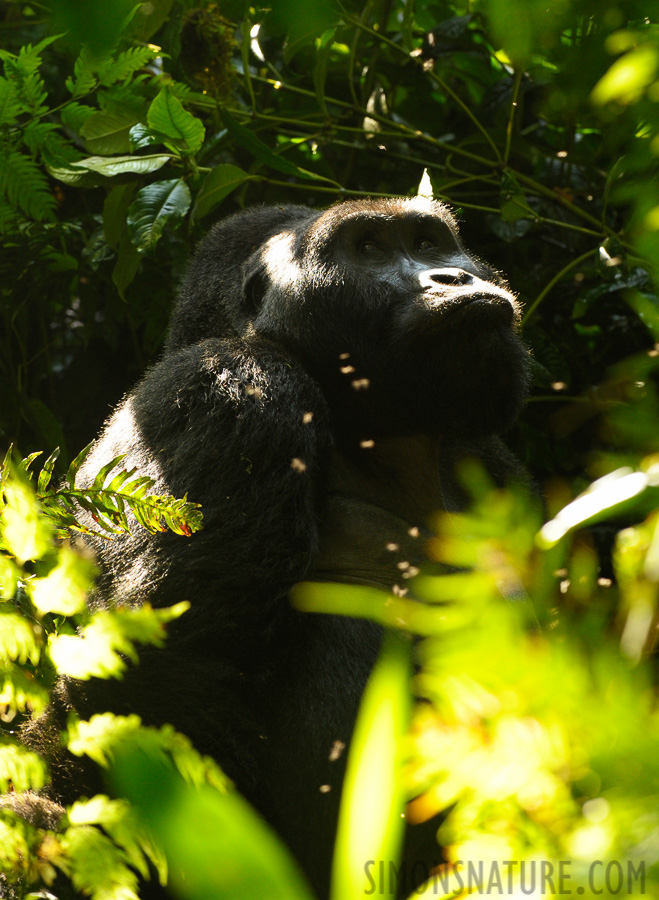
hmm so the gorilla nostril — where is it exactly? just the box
[422,268,475,288]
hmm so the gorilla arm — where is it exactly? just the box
[27,335,331,793]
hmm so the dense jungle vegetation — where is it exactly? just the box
[1,0,658,897]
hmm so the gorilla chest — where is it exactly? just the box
[310,436,446,590]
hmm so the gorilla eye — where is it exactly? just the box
[416,238,437,252]
[358,240,384,256]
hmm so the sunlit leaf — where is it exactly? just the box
[109,740,315,900]
[0,741,47,792]
[127,178,191,252]
[592,42,659,106]
[2,476,52,563]
[331,630,410,900]
[193,164,251,221]
[147,88,205,154]
[0,611,40,664]
[30,544,96,616]
[49,602,189,680]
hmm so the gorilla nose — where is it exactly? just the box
[420,268,476,290]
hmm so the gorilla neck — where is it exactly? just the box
[309,434,451,591]
[334,433,447,524]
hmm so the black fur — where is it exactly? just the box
[17,197,530,899]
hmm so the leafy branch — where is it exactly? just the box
[2,446,203,540]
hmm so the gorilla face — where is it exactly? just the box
[245,197,529,439]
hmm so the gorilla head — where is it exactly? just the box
[168,195,529,441]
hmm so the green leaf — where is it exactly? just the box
[147,88,205,154]
[72,153,175,177]
[67,795,166,885]
[193,164,250,221]
[30,544,96,616]
[128,123,162,151]
[103,182,137,250]
[66,45,102,98]
[127,178,191,252]
[0,76,22,125]
[49,602,188,681]
[0,611,41,665]
[113,236,142,298]
[0,741,47,792]
[109,740,315,900]
[66,443,94,491]
[37,447,60,494]
[49,153,174,187]
[592,42,659,106]
[220,110,328,182]
[331,629,410,900]
[60,100,97,133]
[98,46,157,87]
[2,476,52,563]
[60,824,142,900]
[0,149,56,220]
[80,106,142,155]
[0,662,50,715]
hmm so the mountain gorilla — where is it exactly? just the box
[21,197,530,899]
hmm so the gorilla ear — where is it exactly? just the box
[242,261,269,315]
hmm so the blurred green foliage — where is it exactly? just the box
[1,0,659,897]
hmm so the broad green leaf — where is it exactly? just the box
[592,42,659,106]
[48,153,174,186]
[331,629,410,900]
[72,153,175,177]
[103,182,137,250]
[127,178,191,252]
[193,164,250,221]
[113,236,142,298]
[80,106,142,154]
[147,88,205,154]
[109,741,315,900]
[129,123,163,151]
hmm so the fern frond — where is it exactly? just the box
[0,149,55,221]
[66,46,103,98]
[60,100,96,134]
[1,43,49,114]
[0,76,22,126]
[98,47,157,87]
[38,454,203,539]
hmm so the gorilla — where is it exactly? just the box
[21,196,530,899]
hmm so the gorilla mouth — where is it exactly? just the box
[427,291,516,325]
